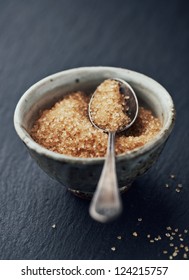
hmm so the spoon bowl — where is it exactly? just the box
[88,78,138,222]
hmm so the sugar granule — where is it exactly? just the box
[31,91,161,157]
[117,236,122,240]
[89,79,131,131]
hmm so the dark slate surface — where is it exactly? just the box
[0,0,189,260]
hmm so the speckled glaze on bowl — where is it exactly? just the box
[14,67,175,198]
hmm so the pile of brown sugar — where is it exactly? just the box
[89,79,131,131]
[31,91,161,158]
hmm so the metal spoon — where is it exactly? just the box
[88,78,138,222]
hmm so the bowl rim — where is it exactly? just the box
[14,66,175,164]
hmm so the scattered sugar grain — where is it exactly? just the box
[174,247,179,253]
[111,247,116,251]
[117,236,122,240]
[183,253,188,259]
[133,232,138,237]
[144,225,189,260]
[185,246,189,252]
[166,226,172,231]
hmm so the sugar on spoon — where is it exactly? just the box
[88,78,138,222]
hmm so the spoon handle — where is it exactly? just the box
[89,132,122,222]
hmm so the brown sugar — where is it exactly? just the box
[89,79,130,131]
[31,91,161,158]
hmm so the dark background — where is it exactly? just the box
[0,0,189,260]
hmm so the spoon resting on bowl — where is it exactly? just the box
[88,78,138,222]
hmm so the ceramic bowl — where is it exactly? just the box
[14,67,175,197]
